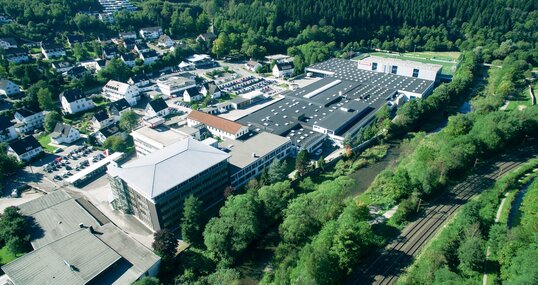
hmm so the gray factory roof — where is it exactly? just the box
[219,132,290,170]
[314,101,375,135]
[306,58,433,95]
[237,77,392,141]
[2,229,121,285]
[107,137,230,200]
[18,190,101,249]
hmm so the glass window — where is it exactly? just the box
[412,68,419,77]
[371,62,377,71]
[391,65,398,74]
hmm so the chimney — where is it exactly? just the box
[252,153,257,158]
[79,223,85,228]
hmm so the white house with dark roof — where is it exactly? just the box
[157,35,174,48]
[245,60,262,72]
[0,115,17,142]
[139,27,162,40]
[95,123,126,145]
[50,123,80,145]
[102,80,140,106]
[134,42,150,54]
[41,42,66,59]
[140,50,159,65]
[121,53,137,67]
[0,79,20,96]
[108,98,132,120]
[183,87,202,102]
[145,98,169,118]
[91,110,114,130]
[200,81,221,99]
[66,35,84,48]
[7,136,43,162]
[3,48,29,63]
[14,106,45,134]
[102,44,119,59]
[272,61,295,78]
[51,61,74,73]
[60,89,94,114]
[128,74,151,88]
[119,31,137,40]
[107,137,230,231]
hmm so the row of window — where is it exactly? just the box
[371,62,420,78]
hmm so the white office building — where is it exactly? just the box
[102,80,140,106]
[356,55,442,82]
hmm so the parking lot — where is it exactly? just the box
[41,145,108,184]
[218,76,277,95]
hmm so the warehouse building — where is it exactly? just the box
[107,138,230,231]
[356,55,442,82]
[1,190,160,285]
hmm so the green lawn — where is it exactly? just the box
[505,82,536,111]
[355,51,459,75]
[37,134,56,153]
[0,246,23,265]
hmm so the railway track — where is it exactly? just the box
[346,145,538,285]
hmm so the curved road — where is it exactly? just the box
[345,143,538,285]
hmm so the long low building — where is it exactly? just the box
[1,190,160,285]
[219,132,292,188]
[187,110,249,140]
[107,137,230,231]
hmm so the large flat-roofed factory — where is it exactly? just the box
[237,57,442,149]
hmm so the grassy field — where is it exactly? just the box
[0,246,22,266]
[505,81,536,111]
[37,134,56,153]
[355,51,460,75]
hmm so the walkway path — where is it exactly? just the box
[483,194,507,285]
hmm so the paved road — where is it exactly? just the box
[345,143,538,285]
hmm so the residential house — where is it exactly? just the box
[107,137,230,231]
[156,75,196,97]
[80,59,106,73]
[3,48,29,63]
[66,35,84,48]
[272,61,295,78]
[245,60,262,72]
[0,115,17,142]
[196,32,217,43]
[140,50,159,65]
[14,106,45,134]
[98,13,114,23]
[0,80,20,96]
[41,42,66,59]
[145,98,169,118]
[109,98,132,120]
[95,123,125,144]
[64,66,90,79]
[186,54,215,68]
[0,37,17,49]
[128,74,151,89]
[119,31,137,40]
[7,136,43,162]
[200,81,222,99]
[103,80,140,106]
[187,110,249,140]
[178,61,195,71]
[121,38,136,50]
[50,123,80,145]
[157,35,174,48]
[51,61,74,73]
[134,42,150,54]
[102,44,119,59]
[139,27,163,40]
[91,110,114,130]
[60,89,94,114]
[183,87,202,102]
[121,53,137,67]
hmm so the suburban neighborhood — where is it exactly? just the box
[0,0,536,285]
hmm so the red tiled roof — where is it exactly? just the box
[187,110,245,134]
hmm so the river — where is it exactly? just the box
[348,141,402,197]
